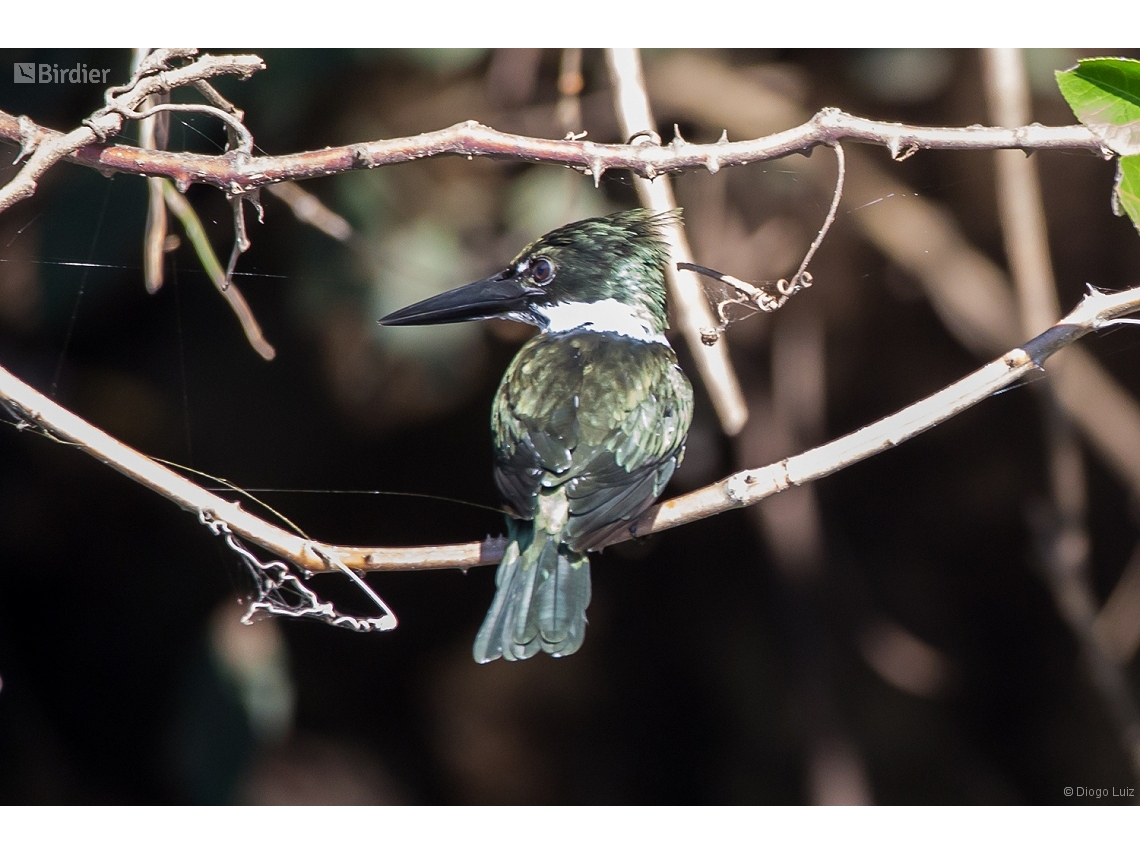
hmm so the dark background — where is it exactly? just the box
[0,48,1138,805]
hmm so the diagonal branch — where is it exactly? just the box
[1,284,1138,576]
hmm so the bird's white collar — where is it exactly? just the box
[535,299,668,345]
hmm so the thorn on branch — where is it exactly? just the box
[586,152,606,188]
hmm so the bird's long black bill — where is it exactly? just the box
[378,272,537,326]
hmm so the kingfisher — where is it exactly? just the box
[380,209,694,662]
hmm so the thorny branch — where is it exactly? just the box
[650,53,1140,512]
[0,105,1105,205]
[0,50,1109,375]
[2,284,1139,576]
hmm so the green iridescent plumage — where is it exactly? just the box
[503,208,676,334]
[379,209,694,663]
[477,329,692,661]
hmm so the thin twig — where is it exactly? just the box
[2,284,1139,576]
[160,180,275,360]
[606,47,748,436]
[134,49,170,296]
[792,142,844,286]
[222,192,260,288]
[0,108,1104,201]
[139,95,169,295]
[265,182,353,242]
[104,101,254,155]
[676,141,847,340]
[191,79,244,120]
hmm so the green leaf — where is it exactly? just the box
[1056,57,1140,155]
[1114,155,1140,234]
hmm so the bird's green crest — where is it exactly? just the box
[509,209,679,334]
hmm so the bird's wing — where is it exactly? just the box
[492,331,693,552]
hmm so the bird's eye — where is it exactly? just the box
[531,257,554,285]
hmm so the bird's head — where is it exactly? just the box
[379,209,677,337]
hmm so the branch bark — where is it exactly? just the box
[0,107,1105,201]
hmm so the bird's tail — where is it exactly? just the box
[473,517,591,663]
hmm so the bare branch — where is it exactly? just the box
[191,79,245,120]
[606,47,749,437]
[623,286,1140,537]
[792,142,845,286]
[985,50,1063,337]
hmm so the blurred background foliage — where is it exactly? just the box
[0,48,1139,804]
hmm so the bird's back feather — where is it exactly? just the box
[474,329,693,662]
[492,329,693,552]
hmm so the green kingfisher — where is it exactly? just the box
[380,209,694,662]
